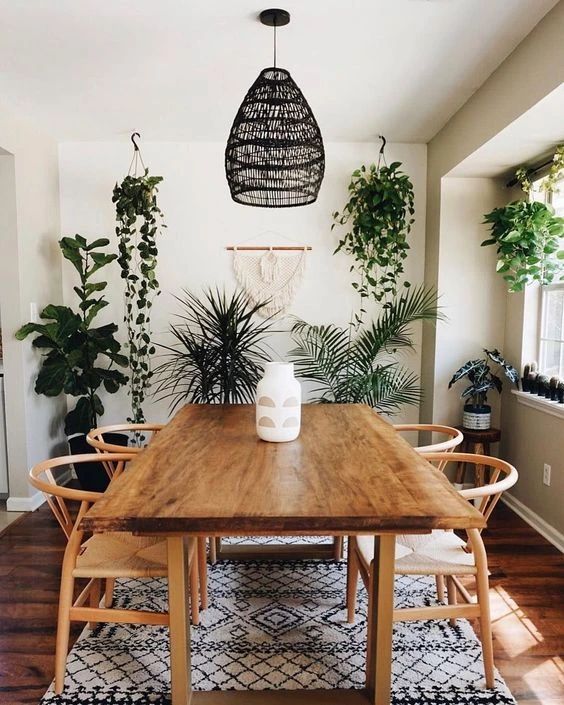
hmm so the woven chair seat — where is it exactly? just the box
[74,533,168,579]
[356,531,476,577]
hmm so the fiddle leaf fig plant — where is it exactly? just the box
[15,235,128,436]
[332,160,414,320]
[113,168,166,424]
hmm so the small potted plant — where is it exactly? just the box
[549,377,559,401]
[448,349,519,430]
[16,235,129,491]
[557,381,564,404]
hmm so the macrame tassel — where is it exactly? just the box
[260,251,279,283]
[233,250,307,318]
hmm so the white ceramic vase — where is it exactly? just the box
[256,362,301,442]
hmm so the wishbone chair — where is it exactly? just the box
[346,452,517,689]
[29,452,201,694]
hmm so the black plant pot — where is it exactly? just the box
[557,388,564,404]
[529,379,538,394]
[550,388,558,401]
[538,385,547,398]
[521,377,530,392]
[68,433,128,492]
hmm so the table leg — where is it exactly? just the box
[167,537,192,705]
[365,534,395,705]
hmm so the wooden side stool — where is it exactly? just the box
[455,426,501,487]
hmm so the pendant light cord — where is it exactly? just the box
[273,18,277,68]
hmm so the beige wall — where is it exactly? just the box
[0,102,66,505]
[431,177,508,428]
[423,1,564,543]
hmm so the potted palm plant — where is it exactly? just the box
[448,349,518,430]
[288,286,443,412]
[16,235,128,491]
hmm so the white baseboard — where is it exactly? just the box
[6,490,45,512]
[502,493,564,553]
[6,468,73,512]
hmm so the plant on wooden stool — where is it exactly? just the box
[448,349,518,430]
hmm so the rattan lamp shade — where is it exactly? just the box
[225,67,325,208]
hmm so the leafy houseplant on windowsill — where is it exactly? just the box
[448,349,519,430]
[15,235,128,491]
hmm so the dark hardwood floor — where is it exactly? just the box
[0,502,562,704]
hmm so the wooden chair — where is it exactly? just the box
[87,422,208,610]
[394,423,463,471]
[29,452,201,694]
[346,452,518,689]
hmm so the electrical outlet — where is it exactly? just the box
[543,463,551,486]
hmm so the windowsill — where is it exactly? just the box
[511,389,564,420]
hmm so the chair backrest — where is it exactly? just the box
[423,451,518,526]
[86,423,165,454]
[29,452,135,540]
[394,424,463,471]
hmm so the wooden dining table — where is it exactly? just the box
[82,403,485,705]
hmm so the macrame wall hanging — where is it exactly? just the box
[226,238,311,318]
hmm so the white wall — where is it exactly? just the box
[0,102,66,506]
[59,141,428,425]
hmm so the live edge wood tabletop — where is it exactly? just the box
[82,404,485,705]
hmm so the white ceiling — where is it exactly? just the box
[0,0,558,142]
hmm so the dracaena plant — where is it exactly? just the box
[15,235,128,436]
[288,286,443,413]
[153,288,273,409]
[448,349,519,408]
[113,169,166,425]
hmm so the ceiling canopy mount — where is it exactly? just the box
[259,8,290,27]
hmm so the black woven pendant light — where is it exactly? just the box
[225,8,325,208]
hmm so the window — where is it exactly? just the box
[534,173,564,377]
[539,283,564,377]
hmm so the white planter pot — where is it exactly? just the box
[256,362,301,442]
[462,405,491,430]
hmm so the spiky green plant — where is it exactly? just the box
[288,286,443,414]
[153,288,274,410]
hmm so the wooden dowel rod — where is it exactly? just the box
[225,246,312,251]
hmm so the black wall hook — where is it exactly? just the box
[378,134,387,154]
[131,132,141,152]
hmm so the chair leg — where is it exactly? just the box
[475,558,495,687]
[446,576,457,626]
[87,579,101,629]
[197,537,208,610]
[190,551,200,626]
[104,578,115,608]
[209,536,217,564]
[55,563,75,693]
[435,574,445,603]
[346,537,359,623]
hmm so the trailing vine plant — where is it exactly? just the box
[332,136,415,323]
[482,144,564,292]
[112,134,166,424]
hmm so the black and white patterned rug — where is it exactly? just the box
[42,539,516,705]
